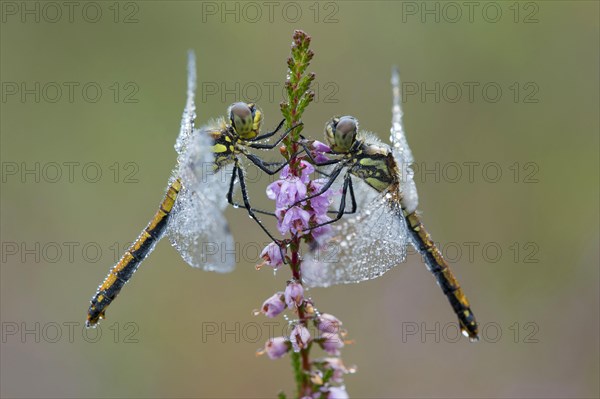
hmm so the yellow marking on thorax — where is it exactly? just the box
[364,178,389,192]
[252,110,262,132]
[211,143,228,153]
[363,144,388,157]
[239,131,258,140]
[359,157,385,167]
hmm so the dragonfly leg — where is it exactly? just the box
[306,173,357,232]
[326,174,357,216]
[251,118,285,141]
[297,140,341,167]
[288,163,345,208]
[234,161,282,244]
[244,148,309,176]
[248,122,303,149]
[226,162,277,217]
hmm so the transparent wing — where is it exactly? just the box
[175,50,197,160]
[390,66,414,164]
[390,67,419,214]
[317,163,379,213]
[302,188,410,287]
[167,127,235,273]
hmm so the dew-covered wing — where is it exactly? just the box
[174,50,197,159]
[389,66,419,214]
[321,165,380,213]
[390,66,414,164]
[302,188,409,287]
[167,128,235,273]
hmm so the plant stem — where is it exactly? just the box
[280,30,316,398]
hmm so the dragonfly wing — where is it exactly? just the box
[167,128,235,273]
[389,66,419,214]
[87,52,202,325]
[324,167,379,213]
[175,50,198,159]
[391,148,419,214]
[389,66,414,164]
[302,188,409,287]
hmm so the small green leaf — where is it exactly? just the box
[290,351,303,396]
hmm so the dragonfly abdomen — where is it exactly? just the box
[405,212,479,341]
[86,179,182,327]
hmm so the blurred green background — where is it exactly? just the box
[1,1,598,398]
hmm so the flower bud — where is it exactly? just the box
[284,281,304,309]
[317,314,342,334]
[327,386,349,399]
[290,324,311,352]
[319,332,344,355]
[321,357,355,384]
[259,242,285,269]
[264,337,289,359]
[261,292,286,318]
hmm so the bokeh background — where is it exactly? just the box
[1,1,598,398]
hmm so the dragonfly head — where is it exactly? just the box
[325,115,358,153]
[229,102,262,139]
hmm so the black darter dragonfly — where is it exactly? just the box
[86,51,299,327]
[295,68,479,341]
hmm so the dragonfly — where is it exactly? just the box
[86,51,299,327]
[294,67,479,341]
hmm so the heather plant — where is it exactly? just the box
[255,30,354,399]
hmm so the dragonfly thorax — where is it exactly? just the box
[352,144,397,192]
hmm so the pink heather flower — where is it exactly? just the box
[299,160,315,183]
[308,181,334,215]
[284,281,304,308]
[327,386,349,399]
[312,140,332,164]
[281,160,315,184]
[264,337,289,359]
[290,324,311,352]
[312,140,331,153]
[280,164,292,178]
[320,332,344,355]
[266,180,282,200]
[322,358,353,384]
[317,314,342,334]
[312,177,339,194]
[260,242,285,269]
[309,195,331,216]
[261,292,286,318]
[278,206,311,235]
[282,178,306,208]
[311,213,333,247]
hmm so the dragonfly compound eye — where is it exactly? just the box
[326,115,358,152]
[229,102,255,137]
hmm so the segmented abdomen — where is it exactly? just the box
[405,211,479,341]
[86,179,182,327]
